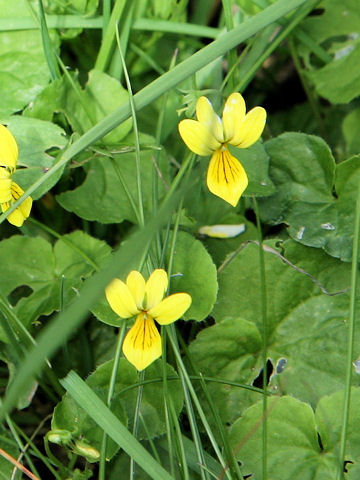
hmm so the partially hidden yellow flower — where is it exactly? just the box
[0,124,18,172]
[0,125,32,227]
[106,269,192,371]
[178,93,266,207]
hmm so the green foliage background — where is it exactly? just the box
[0,0,359,479]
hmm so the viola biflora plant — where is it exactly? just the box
[2,1,360,480]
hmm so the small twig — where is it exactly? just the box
[0,447,40,480]
[151,153,169,191]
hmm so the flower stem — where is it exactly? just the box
[338,181,360,478]
[252,196,268,480]
[130,369,145,479]
[99,324,126,480]
[116,25,145,227]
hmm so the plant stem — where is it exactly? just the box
[130,369,145,479]
[253,197,268,480]
[99,325,126,480]
[338,181,360,479]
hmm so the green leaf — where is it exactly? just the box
[56,148,169,224]
[0,232,110,341]
[343,108,360,156]
[229,396,327,479]
[6,116,67,200]
[299,0,360,103]
[189,317,262,424]
[230,142,275,197]
[229,388,360,479]
[25,70,132,144]
[212,240,354,407]
[316,388,360,478]
[0,0,59,116]
[259,132,360,261]
[53,359,183,460]
[64,70,133,144]
[167,231,218,321]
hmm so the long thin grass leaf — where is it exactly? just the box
[37,0,60,79]
[95,0,129,72]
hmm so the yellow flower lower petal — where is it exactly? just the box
[1,182,32,227]
[0,168,12,203]
[105,278,139,318]
[196,96,224,143]
[206,148,248,207]
[149,293,192,325]
[145,269,168,310]
[222,92,246,143]
[122,313,162,370]
[126,270,145,309]
[230,106,266,148]
[178,119,221,156]
[0,125,18,171]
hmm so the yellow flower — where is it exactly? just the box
[0,125,32,227]
[0,124,18,173]
[106,269,192,371]
[178,93,266,207]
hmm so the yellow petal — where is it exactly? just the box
[1,182,32,227]
[0,125,18,171]
[145,269,168,309]
[149,293,192,325]
[126,270,145,309]
[105,278,139,318]
[222,92,246,143]
[206,148,248,207]
[122,313,162,370]
[178,119,221,156]
[230,106,266,148]
[196,97,224,143]
[0,168,12,203]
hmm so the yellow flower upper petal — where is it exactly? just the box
[149,292,192,325]
[145,269,168,309]
[222,92,246,143]
[178,119,221,156]
[0,167,12,203]
[122,313,162,370]
[126,270,145,309]
[196,97,224,143]
[229,106,266,148]
[0,125,18,172]
[206,148,248,207]
[105,278,139,318]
